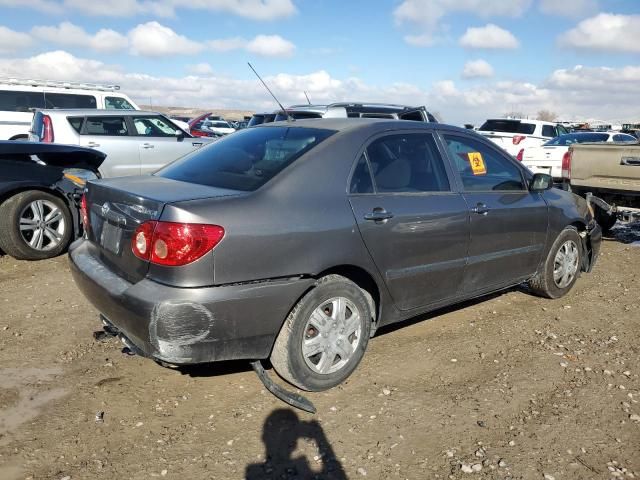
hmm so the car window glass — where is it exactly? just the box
[84,117,129,136]
[443,134,526,192]
[67,117,84,133]
[105,96,135,110]
[0,90,45,112]
[133,116,181,137]
[479,120,535,135]
[398,110,423,121]
[44,93,96,109]
[541,125,556,137]
[350,154,374,194]
[366,133,450,193]
[613,134,637,142]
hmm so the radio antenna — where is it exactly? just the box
[248,62,292,122]
[304,91,311,105]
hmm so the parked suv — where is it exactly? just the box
[478,118,568,157]
[0,78,138,141]
[29,110,214,177]
[277,103,438,122]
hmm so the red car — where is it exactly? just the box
[189,112,223,137]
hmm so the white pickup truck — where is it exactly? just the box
[564,143,640,231]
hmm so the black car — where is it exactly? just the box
[69,119,601,392]
[0,141,105,260]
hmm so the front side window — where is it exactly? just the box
[365,133,450,193]
[133,116,181,137]
[158,126,335,191]
[443,134,526,192]
[84,116,129,136]
[105,96,135,110]
[541,125,556,138]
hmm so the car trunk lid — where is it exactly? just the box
[85,175,241,283]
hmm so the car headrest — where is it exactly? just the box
[376,158,411,190]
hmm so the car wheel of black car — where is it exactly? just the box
[270,275,372,391]
[0,190,73,260]
[528,227,582,299]
[594,207,617,233]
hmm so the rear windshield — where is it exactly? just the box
[544,133,609,146]
[479,120,536,135]
[157,126,335,191]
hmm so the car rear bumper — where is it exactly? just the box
[68,239,314,364]
[582,221,602,273]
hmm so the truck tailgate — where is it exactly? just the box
[571,143,640,193]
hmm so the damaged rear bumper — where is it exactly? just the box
[581,220,602,273]
[69,239,314,364]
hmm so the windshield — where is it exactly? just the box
[479,120,536,135]
[544,133,609,146]
[157,126,336,191]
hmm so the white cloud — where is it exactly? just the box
[0,26,32,54]
[246,34,295,57]
[558,13,640,53]
[187,62,214,75]
[128,22,203,56]
[184,0,296,21]
[394,0,531,46]
[31,22,128,53]
[539,0,598,19]
[208,37,248,52]
[462,59,494,78]
[0,0,61,14]
[459,24,519,49]
[1,50,638,126]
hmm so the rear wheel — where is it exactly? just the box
[0,191,73,260]
[270,275,372,391]
[528,227,582,299]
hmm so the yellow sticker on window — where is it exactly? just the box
[468,152,486,175]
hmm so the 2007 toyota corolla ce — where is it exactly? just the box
[69,118,601,392]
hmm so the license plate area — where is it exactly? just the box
[100,221,123,255]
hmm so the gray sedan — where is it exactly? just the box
[69,118,601,391]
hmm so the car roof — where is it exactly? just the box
[37,109,162,116]
[256,117,465,134]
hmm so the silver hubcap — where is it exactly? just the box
[19,200,65,251]
[302,297,362,375]
[553,240,579,288]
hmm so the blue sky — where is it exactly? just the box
[0,0,639,124]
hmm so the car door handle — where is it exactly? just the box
[364,208,394,222]
[87,142,100,148]
[621,157,640,166]
[192,142,204,147]
[142,143,154,149]
[471,203,490,215]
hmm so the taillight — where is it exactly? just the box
[132,221,224,266]
[516,148,524,162]
[42,115,54,143]
[562,150,572,180]
[512,135,526,145]
[80,194,90,234]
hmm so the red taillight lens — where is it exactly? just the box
[512,135,526,145]
[80,194,90,234]
[562,150,572,180]
[42,115,54,143]
[132,221,224,266]
[516,148,524,162]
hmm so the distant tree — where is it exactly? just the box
[536,110,557,122]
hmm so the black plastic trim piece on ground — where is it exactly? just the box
[250,360,317,414]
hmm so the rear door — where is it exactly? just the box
[440,133,548,294]
[130,115,205,174]
[80,115,141,177]
[349,132,469,311]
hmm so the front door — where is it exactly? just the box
[441,133,548,294]
[349,132,469,311]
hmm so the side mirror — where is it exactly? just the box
[175,130,186,141]
[530,173,553,191]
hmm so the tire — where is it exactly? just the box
[0,190,73,260]
[270,275,372,391]
[528,227,582,299]
[594,207,617,233]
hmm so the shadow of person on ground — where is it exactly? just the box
[246,408,347,480]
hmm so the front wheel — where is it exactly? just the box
[528,227,582,299]
[270,275,372,391]
[0,190,73,260]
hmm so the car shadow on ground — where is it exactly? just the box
[245,408,347,480]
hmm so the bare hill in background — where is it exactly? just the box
[140,105,254,121]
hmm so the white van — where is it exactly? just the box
[0,78,139,140]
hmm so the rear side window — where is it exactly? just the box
[68,117,84,133]
[105,96,135,110]
[479,120,535,135]
[158,126,335,191]
[0,90,45,112]
[84,116,129,136]
[613,134,637,142]
[443,134,526,192]
[541,125,556,138]
[350,154,374,194]
[365,133,450,193]
[44,93,96,109]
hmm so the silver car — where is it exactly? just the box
[28,109,214,177]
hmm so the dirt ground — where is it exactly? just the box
[0,225,638,480]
